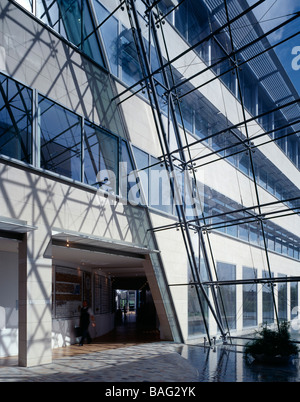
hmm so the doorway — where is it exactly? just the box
[101,284,160,344]
[0,238,18,358]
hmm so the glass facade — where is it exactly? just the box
[6,0,300,343]
[157,0,300,170]
[133,145,300,262]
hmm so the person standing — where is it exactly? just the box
[79,300,95,346]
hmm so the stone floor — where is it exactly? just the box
[1,314,300,383]
[0,342,199,382]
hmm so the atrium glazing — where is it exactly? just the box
[0,0,299,365]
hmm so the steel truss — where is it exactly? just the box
[112,0,300,344]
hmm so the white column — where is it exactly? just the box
[18,227,52,367]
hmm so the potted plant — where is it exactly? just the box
[245,321,299,364]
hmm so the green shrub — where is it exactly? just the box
[245,322,299,359]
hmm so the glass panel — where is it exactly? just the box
[216,262,236,330]
[188,256,209,337]
[243,267,257,327]
[262,270,274,324]
[211,41,236,94]
[290,282,298,320]
[120,140,138,203]
[39,96,82,180]
[37,0,105,66]
[0,74,32,163]
[188,284,209,337]
[82,3,105,65]
[120,24,143,87]
[278,274,287,322]
[93,1,119,77]
[149,156,173,215]
[15,0,33,12]
[132,146,149,205]
[84,122,118,193]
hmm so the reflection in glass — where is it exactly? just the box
[39,96,82,180]
[0,74,32,163]
[93,1,143,87]
[188,284,208,337]
[188,257,209,338]
[84,122,118,193]
[37,0,105,66]
[262,270,274,324]
[243,267,257,327]
[217,262,236,330]
[278,274,287,322]
[94,2,119,77]
[291,282,298,320]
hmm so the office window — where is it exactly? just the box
[216,262,236,330]
[0,74,32,164]
[188,258,209,337]
[188,284,209,337]
[211,41,236,94]
[174,0,210,63]
[278,274,287,322]
[39,96,82,181]
[243,267,257,327]
[84,122,118,193]
[262,270,274,324]
[38,0,105,66]
[239,63,257,116]
[93,1,119,77]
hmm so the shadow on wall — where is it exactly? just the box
[1,1,128,140]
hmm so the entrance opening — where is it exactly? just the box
[0,238,18,358]
[51,238,162,347]
[111,286,159,343]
